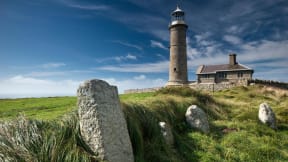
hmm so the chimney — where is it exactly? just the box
[229,53,237,65]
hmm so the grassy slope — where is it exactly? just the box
[0,97,77,121]
[0,85,287,162]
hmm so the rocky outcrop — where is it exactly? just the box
[77,79,134,162]
[258,103,276,129]
[159,122,174,145]
[185,105,210,133]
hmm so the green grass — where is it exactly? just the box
[120,92,155,103]
[0,113,100,161]
[0,85,287,161]
[0,97,77,121]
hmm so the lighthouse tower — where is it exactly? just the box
[166,5,188,86]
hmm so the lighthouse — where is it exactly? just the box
[166,5,188,86]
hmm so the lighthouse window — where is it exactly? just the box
[174,68,177,72]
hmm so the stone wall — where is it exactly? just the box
[190,80,250,91]
[190,83,237,92]
[125,82,246,94]
[124,79,287,94]
[124,87,162,94]
[248,79,288,89]
[190,79,288,92]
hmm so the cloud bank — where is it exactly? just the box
[0,75,165,98]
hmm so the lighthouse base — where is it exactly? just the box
[165,81,189,87]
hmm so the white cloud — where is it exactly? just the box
[151,40,167,50]
[42,63,66,68]
[98,61,169,73]
[63,1,110,11]
[187,38,200,60]
[105,77,165,93]
[250,60,288,68]
[0,75,81,98]
[126,53,137,60]
[150,29,169,42]
[113,57,123,62]
[115,53,137,62]
[223,35,242,45]
[96,54,137,63]
[189,34,221,59]
[25,70,95,77]
[189,36,223,59]
[199,40,214,46]
[68,4,109,10]
[252,67,288,82]
[133,74,146,80]
[156,54,167,60]
[9,63,66,71]
[27,71,67,77]
[188,54,228,68]
[0,75,166,98]
[187,47,200,59]
[238,40,288,63]
[219,1,257,21]
[226,25,246,34]
[189,39,288,66]
[194,32,211,43]
[112,40,143,51]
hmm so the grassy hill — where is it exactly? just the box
[0,85,287,161]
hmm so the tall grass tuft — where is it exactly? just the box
[122,98,193,162]
[0,114,42,161]
[0,112,101,162]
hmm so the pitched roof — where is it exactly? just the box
[197,63,253,74]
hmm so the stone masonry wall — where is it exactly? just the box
[248,79,288,89]
[124,87,162,94]
[190,83,237,92]
[124,79,287,94]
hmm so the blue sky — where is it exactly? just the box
[0,0,287,98]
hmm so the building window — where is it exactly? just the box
[238,72,243,78]
[219,72,227,79]
[174,68,177,72]
[203,74,210,78]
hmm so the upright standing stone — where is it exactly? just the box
[77,79,134,162]
[185,105,210,134]
[258,103,276,129]
[159,122,174,145]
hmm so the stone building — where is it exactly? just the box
[166,5,188,86]
[196,54,254,85]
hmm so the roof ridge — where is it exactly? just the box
[204,63,228,67]
[238,63,253,70]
